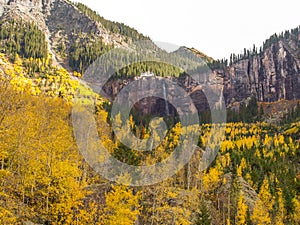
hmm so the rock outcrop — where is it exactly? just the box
[217,173,258,213]
[8,0,42,9]
[223,40,300,106]
[1,0,299,113]
[103,35,300,115]
[0,0,6,16]
[1,0,130,67]
[46,0,126,48]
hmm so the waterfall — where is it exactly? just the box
[162,82,170,115]
[217,85,224,110]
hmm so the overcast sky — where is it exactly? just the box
[74,0,300,59]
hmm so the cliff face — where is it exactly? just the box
[46,0,127,48]
[1,0,130,67]
[0,0,6,16]
[8,0,43,8]
[223,40,300,106]
[103,36,300,116]
[1,0,299,113]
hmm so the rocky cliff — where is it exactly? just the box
[0,0,133,67]
[0,0,6,16]
[1,0,299,114]
[222,39,300,106]
[180,31,300,108]
[103,31,300,115]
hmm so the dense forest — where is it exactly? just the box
[1,66,300,223]
[0,2,299,224]
[0,19,47,60]
[74,2,150,42]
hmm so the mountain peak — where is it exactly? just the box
[0,0,143,69]
[174,46,214,63]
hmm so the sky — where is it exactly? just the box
[74,0,300,59]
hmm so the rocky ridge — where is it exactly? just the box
[0,0,131,67]
[0,0,299,113]
[222,40,300,107]
[103,33,300,114]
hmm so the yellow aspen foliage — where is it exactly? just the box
[143,183,197,225]
[278,134,285,145]
[225,127,232,135]
[251,198,272,225]
[237,165,243,177]
[202,163,223,192]
[292,197,300,224]
[227,218,231,225]
[96,109,116,154]
[237,158,247,177]
[0,91,85,224]
[73,71,82,78]
[220,153,231,168]
[251,178,273,225]
[0,206,17,225]
[274,188,285,225]
[105,185,141,225]
[274,134,280,147]
[255,149,261,158]
[129,114,135,130]
[263,134,272,149]
[236,192,248,225]
[236,139,243,150]
[221,140,234,152]
[114,112,123,128]
[168,123,181,149]
[245,173,254,187]
[0,170,17,224]
[258,178,274,210]
[245,136,254,149]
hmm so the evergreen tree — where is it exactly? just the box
[194,201,211,225]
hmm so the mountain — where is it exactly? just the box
[173,46,214,64]
[106,29,300,121]
[174,29,299,105]
[0,0,152,72]
[213,28,300,106]
[101,29,300,122]
[1,1,300,225]
[0,0,299,123]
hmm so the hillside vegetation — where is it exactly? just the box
[0,1,299,224]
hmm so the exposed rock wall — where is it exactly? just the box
[104,38,300,114]
[0,0,6,16]
[1,0,299,112]
[1,0,127,66]
[46,0,126,49]
[223,40,300,106]
[8,0,42,9]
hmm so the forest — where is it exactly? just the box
[0,14,299,225]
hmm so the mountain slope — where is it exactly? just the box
[0,0,299,116]
[222,30,300,106]
[0,1,300,225]
[178,27,300,109]
[0,0,150,72]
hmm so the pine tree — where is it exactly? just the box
[195,201,211,225]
